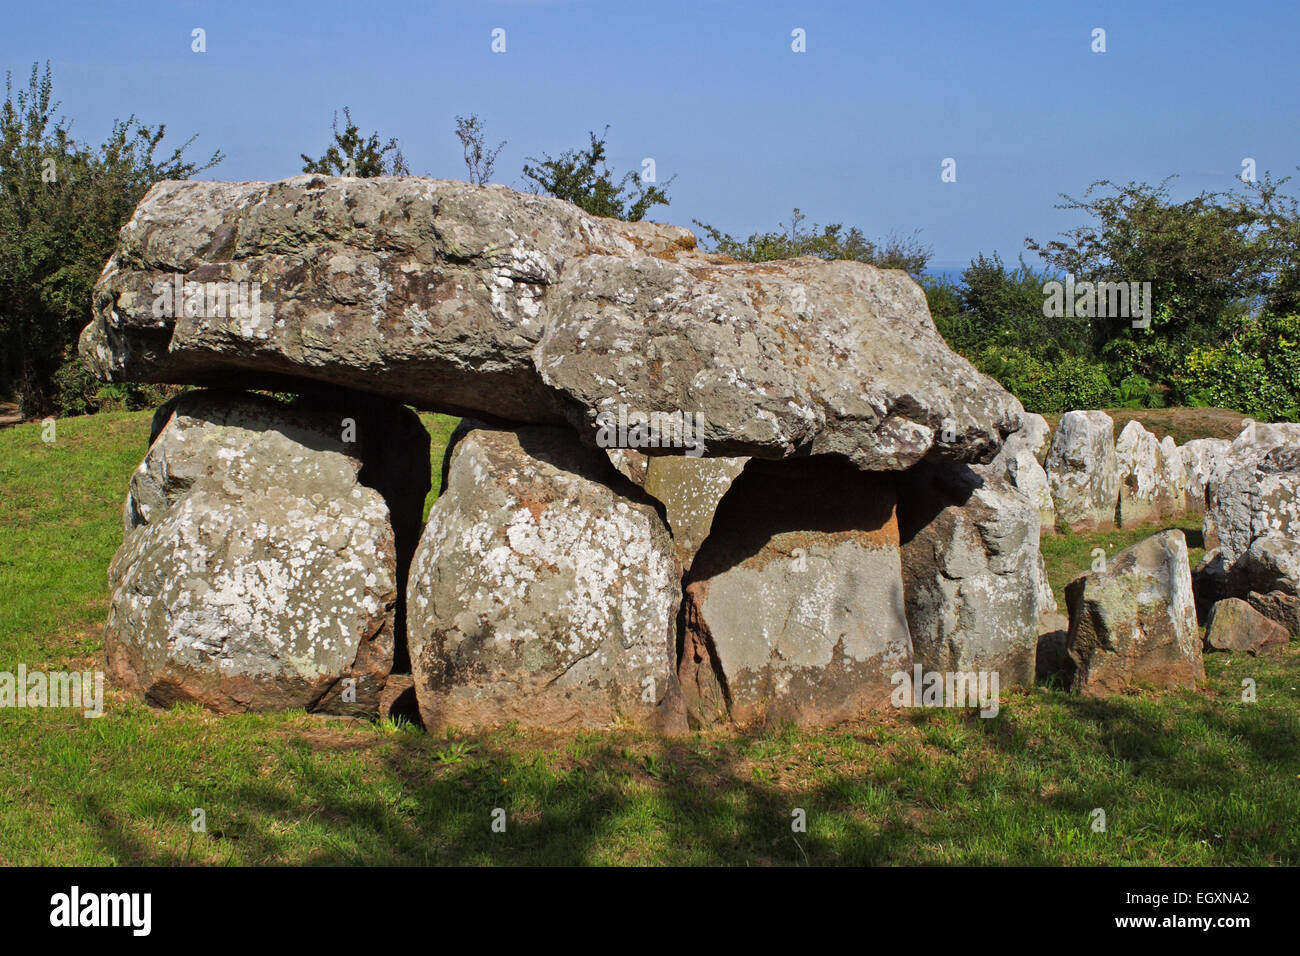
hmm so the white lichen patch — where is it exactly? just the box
[407,426,679,720]
[104,393,398,708]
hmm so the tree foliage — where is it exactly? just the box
[454,114,505,186]
[522,127,673,221]
[301,107,408,178]
[694,209,931,277]
[1025,177,1273,347]
[927,173,1300,418]
[0,62,223,415]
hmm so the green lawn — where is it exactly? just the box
[0,409,1296,865]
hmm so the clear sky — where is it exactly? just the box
[3,0,1297,270]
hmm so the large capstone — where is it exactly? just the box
[81,175,1020,469]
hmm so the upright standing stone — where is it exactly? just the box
[1206,445,1300,581]
[1016,411,1054,464]
[1046,411,1118,531]
[1180,437,1228,517]
[987,411,1056,533]
[1065,530,1203,696]
[899,465,1042,687]
[106,389,428,714]
[1115,420,1166,527]
[1158,435,1187,518]
[681,458,913,729]
[407,424,686,732]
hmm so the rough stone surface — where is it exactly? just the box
[1115,420,1182,527]
[81,175,1021,469]
[106,389,428,714]
[603,447,750,571]
[1204,598,1290,655]
[1204,422,1300,548]
[899,464,1041,687]
[1206,445,1300,571]
[1036,551,1059,618]
[1234,533,1300,596]
[642,455,749,571]
[1180,437,1229,516]
[407,423,686,732]
[1046,411,1118,532]
[1233,421,1300,452]
[605,448,650,487]
[1015,411,1053,465]
[1159,435,1187,517]
[1246,590,1300,637]
[681,457,913,729]
[987,411,1056,532]
[1065,530,1203,696]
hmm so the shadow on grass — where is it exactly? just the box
[70,662,1300,866]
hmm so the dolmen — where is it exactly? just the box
[83,174,1057,729]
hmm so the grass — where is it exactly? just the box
[419,412,460,519]
[0,408,1297,865]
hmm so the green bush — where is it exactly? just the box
[50,348,101,416]
[1115,374,1166,409]
[696,209,930,276]
[1170,317,1300,421]
[0,62,221,416]
[972,346,1117,414]
[51,351,176,417]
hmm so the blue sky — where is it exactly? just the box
[3,0,1297,270]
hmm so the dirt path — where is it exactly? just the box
[0,403,22,429]
[1043,406,1248,444]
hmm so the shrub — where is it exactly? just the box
[1115,374,1165,409]
[0,62,222,416]
[696,209,931,277]
[523,126,673,222]
[1171,317,1300,421]
[972,347,1117,414]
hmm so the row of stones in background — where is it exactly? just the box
[1038,411,1300,687]
[1039,410,1300,535]
[983,409,1300,655]
[1036,407,1300,647]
